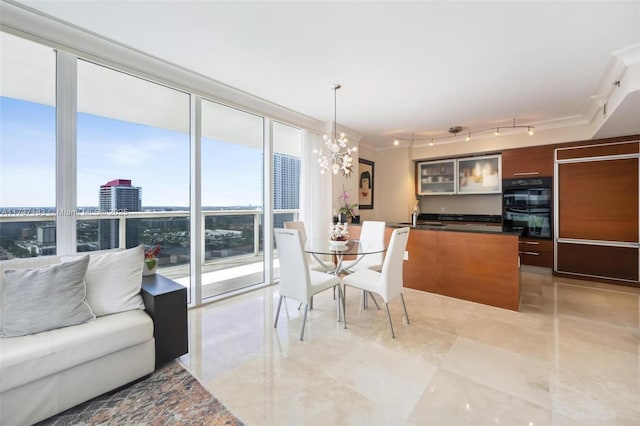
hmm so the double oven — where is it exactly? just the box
[502,177,552,239]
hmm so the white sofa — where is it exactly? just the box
[0,247,155,425]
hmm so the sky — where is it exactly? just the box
[1,97,264,208]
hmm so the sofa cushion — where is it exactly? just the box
[1,256,95,338]
[64,246,146,316]
[0,256,62,328]
[0,309,153,392]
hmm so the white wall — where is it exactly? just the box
[353,145,415,223]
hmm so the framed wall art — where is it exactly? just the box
[358,158,374,209]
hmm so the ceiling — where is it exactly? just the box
[14,1,640,149]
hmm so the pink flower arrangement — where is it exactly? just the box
[338,186,357,221]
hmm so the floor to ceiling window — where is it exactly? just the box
[201,99,265,299]
[0,32,56,259]
[76,59,191,297]
[0,28,308,306]
[272,121,302,278]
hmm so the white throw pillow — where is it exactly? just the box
[0,256,62,329]
[80,245,146,316]
[1,255,95,337]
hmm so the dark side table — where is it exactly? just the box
[141,274,188,368]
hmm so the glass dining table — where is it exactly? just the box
[305,238,387,275]
[305,239,387,312]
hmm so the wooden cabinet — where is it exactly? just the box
[502,144,554,177]
[402,228,520,311]
[518,238,553,268]
[555,140,639,284]
[557,242,638,282]
[417,159,456,195]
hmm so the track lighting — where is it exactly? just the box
[391,118,534,147]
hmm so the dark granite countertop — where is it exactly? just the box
[389,222,521,236]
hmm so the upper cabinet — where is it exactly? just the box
[457,154,502,194]
[502,145,554,178]
[417,159,456,195]
[417,154,501,195]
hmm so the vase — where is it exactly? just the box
[328,239,348,249]
[143,260,157,276]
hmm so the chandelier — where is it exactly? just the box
[314,84,357,177]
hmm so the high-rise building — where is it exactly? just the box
[273,153,300,229]
[98,179,142,250]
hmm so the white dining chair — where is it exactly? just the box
[342,227,410,338]
[341,220,386,273]
[284,221,335,273]
[341,220,386,309]
[273,228,343,341]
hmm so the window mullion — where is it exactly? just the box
[55,50,77,255]
[190,95,202,306]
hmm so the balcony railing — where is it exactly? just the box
[0,209,296,299]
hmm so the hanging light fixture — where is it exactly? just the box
[314,84,357,176]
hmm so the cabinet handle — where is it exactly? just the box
[513,171,540,176]
[520,241,540,245]
[519,251,540,256]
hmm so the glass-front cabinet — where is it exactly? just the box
[418,159,456,195]
[457,154,502,194]
[417,154,502,195]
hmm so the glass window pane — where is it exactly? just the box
[273,121,302,279]
[0,32,56,259]
[201,99,264,299]
[76,60,191,298]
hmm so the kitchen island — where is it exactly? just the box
[349,223,521,311]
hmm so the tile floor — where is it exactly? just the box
[179,267,640,426]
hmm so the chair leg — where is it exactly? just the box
[300,303,309,341]
[334,285,343,323]
[385,302,395,338]
[300,296,314,310]
[343,285,347,329]
[369,292,381,310]
[400,293,410,324]
[274,295,284,328]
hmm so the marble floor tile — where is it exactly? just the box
[549,368,640,425]
[180,269,640,426]
[408,369,552,426]
[440,336,551,409]
[323,340,438,419]
[459,312,549,360]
